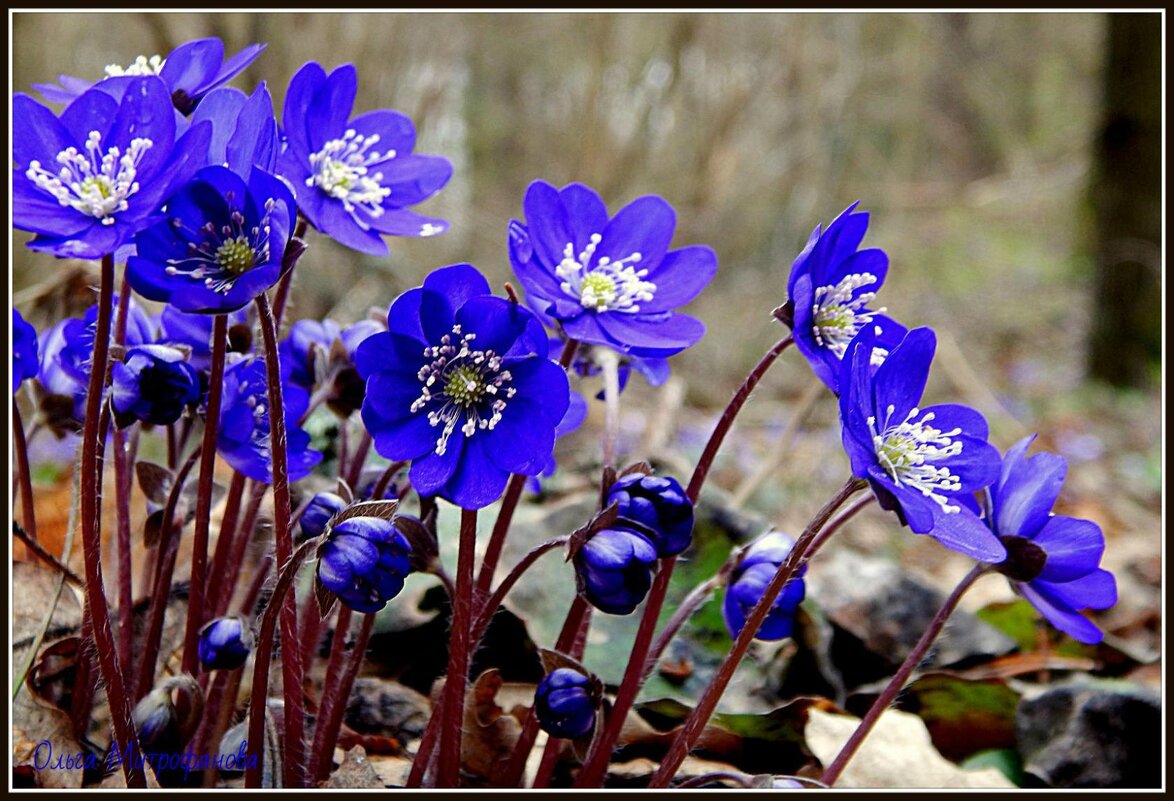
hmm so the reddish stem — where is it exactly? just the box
[436,508,478,787]
[203,471,247,617]
[75,254,143,787]
[180,314,229,677]
[214,481,268,619]
[12,401,36,541]
[113,426,135,671]
[470,536,568,647]
[312,611,375,781]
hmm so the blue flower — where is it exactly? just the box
[606,473,694,558]
[355,264,570,510]
[277,61,453,255]
[13,309,40,393]
[508,180,716,358]
[784,203,907,394]
[553,337,670,398]
[128,165,295,314]
[722,531,806,641]
[217,357,322,484]
[985,436,1117,644]
[574,526,658,615]
[13,78,212,260]
[283,317,382,419]
[839,327,1005,562]
[111,344,202,428]
[317,516,412,614]
[157,304,251,372]
[526,390,589,494]
[34,37,266,115]
[55,295,155,387]
[197,616,252,671]
[299,490,348,541]
[534,668,597,739]
[189,83,279,176]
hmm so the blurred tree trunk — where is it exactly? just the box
[1088,13,1162,387]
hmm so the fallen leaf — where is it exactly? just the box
[12,689,86,789]
[804,707,1014,788]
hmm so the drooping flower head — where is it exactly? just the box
[317,515,412,614]
[13,309,40,393]
[189,83,280,176]
[34,37,266,115]
[299,490,348,542]
[14,77,212,259]
[197,616,252,671]
[509,180,716,358]
[723,531,806,641]
[574,525,659,615]
[839,326,1005,562]
[128,165,295,313]
[280,317,382,418]
[605,473,694,558]
[984,436,1117,644]
[53,295,155,388]
[355,264,570,510]
[534,668,598,739]
[278,61,453,255]
[783,203,907,394]
[111,344,202,428]
[217,357,322,484]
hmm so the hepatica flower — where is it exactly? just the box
[127,165,295,313]
[197,616,252,671]
[509,180,716,358]
[534,668,598,739]
[157,304,251,372]
[217,357,322,484]
[13,309,40,393]
[13,77,211,259]
[605,473,694,558]
[986,436,1117,644]
[574,526,659,615]
[355,264,570,510]
[723,531,807,641]
[110,344,202,428]
[190,83,280,176]
[784,203,907,393]
[839,327,1005,562]
[34,37,265,115]
[55,295,154,387]
[278,61,453,255]
[317,516,412,614]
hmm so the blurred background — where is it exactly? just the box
[12,12,1161,650]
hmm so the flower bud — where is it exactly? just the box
[299,491,348,541]
[317,516,412,613]
[574,526,658,615]
[722,531,806,641]
[13,309,39,393]
[110,344,202,428]
[534,667,596,739]
[606,473,694,557]
[197,616,252,671]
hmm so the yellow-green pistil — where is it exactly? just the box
[215,237,256,275]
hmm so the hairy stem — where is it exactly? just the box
[436,508,479,787]
[312,611,375,781]
[12,401,36,541]
[821,564,986,786]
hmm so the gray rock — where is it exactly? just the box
[344,677,432,740]
[1017,683,1161,788]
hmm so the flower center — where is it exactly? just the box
[868,405,964,513]
[25,131,153,226]
[556,234,656,313]
[812,273,884,358]
[411,326,516,456]
[164,200,275,295]
[104,54,165,77]
[307,130,395,228]
[215,237,257,275]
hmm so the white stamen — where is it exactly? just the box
[307,130,395,229]
[26,131,153,225]
[162,196,275,296]
[555,233,656,313]
[812,272,885,359]
[104,54,165,77]
[868,405,964,514]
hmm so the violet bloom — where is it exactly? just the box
[282,318,383,418]
[197,616,252,671]
[157,304,251,372]
[189,83,280,176]
[13,309,40,393]
[217,357,322,484]
[317,516,412,614]
[534,668,597,739]
[509,180,716,358]
[605,473,694,558]
[839,326,1005,562]
[127,165,295,314]
[13,77,211,259]
[110,344,202,428]
[55,295,154,387]
[34,37,265,115]
[355,264,570,510]
[299,491,348,542]
[278,61,453,255]
[784,203,907,394]
[985,436,1117,644]
[574,526,659,615]
[723,531,806,641]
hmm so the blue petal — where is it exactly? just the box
[307,63,357,153]
[441,436,512,510]
[483,398,558,476]
[559,182,610,249]
[12,94,75,168]
[409,439,463,497]
[281,61,327,158]
[994,435,1067,539]
[596,195,676,272]
[454,296,532,355]
[872,327,936,424]
[60,88,119,148]
[190,86,247,164]
[924,503,1007,562]
[1017,581,1105,645]
[363,402,438,462]
[349,109,417,158]
[523,180,576,269]
[160,37,225,95]
[1033,515,1105,583]
[364,208,450,238]
[593,312,705,356]
[640,245,718,313]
